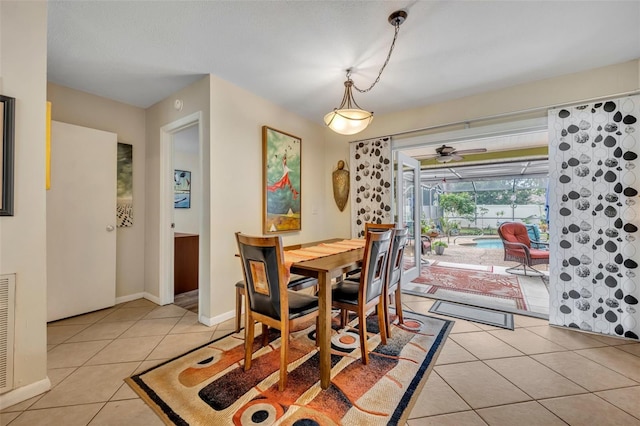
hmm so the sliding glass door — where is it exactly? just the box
[396,152,421,283]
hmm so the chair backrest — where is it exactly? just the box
[498,222,531,247]
[387,227,409,289]
[364,222,395,233]
[235,232,287,321]
[359,229,393,304]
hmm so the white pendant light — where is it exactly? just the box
[325,10,408,136]
[323,80,373,136]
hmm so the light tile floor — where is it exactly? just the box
[2,295,639,425]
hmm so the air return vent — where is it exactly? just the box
[0,274,15,394]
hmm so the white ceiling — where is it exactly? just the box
[47,1,640,127]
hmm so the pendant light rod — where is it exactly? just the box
[352,9,407,94]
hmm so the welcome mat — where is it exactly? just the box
[430,300,514,330]
[405,264,548,319]
[126,311,453,425]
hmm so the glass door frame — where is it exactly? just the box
[395,151,422,284]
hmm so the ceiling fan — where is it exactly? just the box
[421,144,488,163]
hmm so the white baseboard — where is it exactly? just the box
[115,292,231,327]
[115,292,145,305]
[0,377,51,410]
[143,292,161,305]
[199,310,235,327]
[115,292,162,307]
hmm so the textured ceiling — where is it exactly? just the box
[47,1,640,126]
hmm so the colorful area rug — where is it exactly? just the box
[405,263,549,319]
[126,311,452,425]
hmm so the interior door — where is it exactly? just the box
[47,121,117,322]
[396,152,422,283]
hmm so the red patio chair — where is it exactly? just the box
[497,222,549,276]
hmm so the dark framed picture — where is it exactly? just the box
[174,169,191,209]
[117,142,133,226]
[1,95,15,216]
[262,126,301,234]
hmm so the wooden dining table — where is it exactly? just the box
[286,240,365,389]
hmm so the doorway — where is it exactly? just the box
[158,112,205,317]
[392,119,551,319]
[172,125,201,313]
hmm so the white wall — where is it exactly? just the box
[47,83,147,300]
[0,0,49,403]
[173,126,200,234]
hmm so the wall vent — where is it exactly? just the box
[0,274,16,394]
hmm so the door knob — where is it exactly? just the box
[106,225,115,232]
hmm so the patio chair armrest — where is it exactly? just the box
[502,240,532,257]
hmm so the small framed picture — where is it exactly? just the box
[174,169,191,209]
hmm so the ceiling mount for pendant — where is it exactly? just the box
[324,9,408,136]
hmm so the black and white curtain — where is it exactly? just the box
[548,95,639,340]
[349,137,393,238]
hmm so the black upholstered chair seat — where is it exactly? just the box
[331,279,361,305]
[287,291,319,318]
[235,274,318,332]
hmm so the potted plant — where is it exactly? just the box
[433,240,448,255]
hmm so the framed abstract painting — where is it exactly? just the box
[262,126,301,234]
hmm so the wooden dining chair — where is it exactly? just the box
[331,228,393,364]
[345,222,395,279]
[235,232,320,391]
[234,274,318,333]
[344,223,404,338]
[383,227,409,337]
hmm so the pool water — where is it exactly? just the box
[474,239,503,249]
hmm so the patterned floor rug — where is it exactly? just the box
[405,264,549,319]
[126,311,453,425]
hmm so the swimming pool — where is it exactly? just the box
[474,239,503,249]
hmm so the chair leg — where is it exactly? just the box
[377,299,387,346]
[359,306,369,365]
[395,287,404,325]
[382,293,391,338]
[261,324,269,347]
[279,323,289,391]
[235,287,243,333]
[340,309,348,328]
[244,312,255,371]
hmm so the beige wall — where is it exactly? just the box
[0,0,48,398]
[323,59,640,234]
[349,60,640,141]
[207,74,329,319]
[145,76,211,317]
[47,83,147,299]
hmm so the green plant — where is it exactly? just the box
[432,240,448,248]
[438,193,476,218]
[421,218,436,235]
